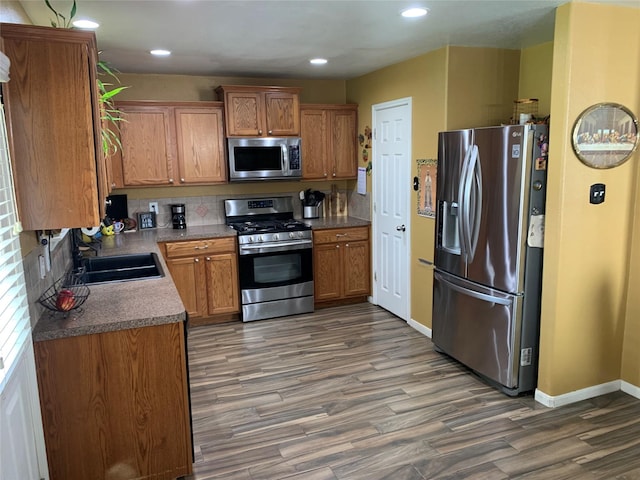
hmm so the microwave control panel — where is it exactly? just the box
[289,145,301,170]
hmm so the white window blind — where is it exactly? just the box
[0,101,31,393]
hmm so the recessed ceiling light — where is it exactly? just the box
[310,58,328,65]
[150,49,172,56]
[401,7,429,18]
[72,19,99,29]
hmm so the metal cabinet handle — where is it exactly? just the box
[180,178,185,183]
[335,233,348,237]
[194,258,200,263]
[105,199,112,206]
[258,129,263,135]
[396,225,406,232]
[205,257,211,261]
[169,178,174,184]
[268,130,273,135]
[194,244,210,250]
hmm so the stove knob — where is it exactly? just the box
[297,231,304,238]
[258,235,264,242]
[273,234,279,241]
[289,232,295,239]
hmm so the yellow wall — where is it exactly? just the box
[116,73,346,104]
[346,46,521,327]
[623,167,640,386]
[0,1,30,24]
[347,48,448,328]
[447,46,521,129]
[518,42,554,118]
[537,2,640,396]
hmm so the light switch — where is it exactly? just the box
[590,183,605,204]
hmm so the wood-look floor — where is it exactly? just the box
[183,303,640,480]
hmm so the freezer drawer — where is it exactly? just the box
[432,269,522,389]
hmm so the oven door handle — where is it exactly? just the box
[239,240,312,254]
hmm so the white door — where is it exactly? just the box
[372,98,412,321]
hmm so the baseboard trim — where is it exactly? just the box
[534,380,621,408]
[621,380,640,400]
[408,318,432,338]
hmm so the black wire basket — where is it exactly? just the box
[38,272,90,313]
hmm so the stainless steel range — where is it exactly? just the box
[225,197,314,322]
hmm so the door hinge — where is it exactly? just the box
[374,271,377,282]
[373,128,377,140]
[373,202,376,212]
[0,356,4,370]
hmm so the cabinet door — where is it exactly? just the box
[264,91,300,136]
[225,91,263,136]
[343,240,371,297]
[166,256,207,318]
[301,108,328,179]
[313,243,343,301]
[205,253,240,315]
[34,323,193,480]
[2,26,100,229]
[331,109,358,179]
[119,106,178,186]
[175,106,227,184]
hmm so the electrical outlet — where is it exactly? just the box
[149,202,159,213]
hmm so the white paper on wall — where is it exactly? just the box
[357,167,367,195]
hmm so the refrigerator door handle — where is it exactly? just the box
[468,145,482,258]
[458,145,473,259]
[435,271,511,306]
[460,145,479,260]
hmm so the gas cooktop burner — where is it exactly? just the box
[229,219,310,234]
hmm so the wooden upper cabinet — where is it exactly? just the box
[0,23,103,229]
[301,104,358,180]
[118,104,177,186]
[216,85,301,137]
[174,106,227,184]
[116,101,226,186]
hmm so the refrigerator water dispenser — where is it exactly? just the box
[441,200,460,255]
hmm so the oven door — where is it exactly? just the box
[238,246,313,290]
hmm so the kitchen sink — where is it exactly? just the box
[81,253,164,284]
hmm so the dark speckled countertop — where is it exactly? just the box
[32,218,368,342]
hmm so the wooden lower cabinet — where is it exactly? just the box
[33,322,193,480]
[163,237,240,324]
[313,226,371,305]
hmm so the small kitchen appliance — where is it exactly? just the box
[225,196,313,322]
[227,137,302,181]
[171,204,187,229]
[432,123,549,396]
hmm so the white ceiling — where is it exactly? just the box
[17,0,640,79]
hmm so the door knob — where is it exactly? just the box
[396,224,406,232]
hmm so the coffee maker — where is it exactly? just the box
[171,204,187,229]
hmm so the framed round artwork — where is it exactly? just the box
[571,103,639,169]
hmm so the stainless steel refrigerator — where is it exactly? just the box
[432,124,549,396]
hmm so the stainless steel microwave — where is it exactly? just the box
[227,137,302,181]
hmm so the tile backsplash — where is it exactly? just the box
[22,232,73,328]
[125,190,370,228]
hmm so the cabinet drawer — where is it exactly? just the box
[165,237,236,258]
[313,227,369,245]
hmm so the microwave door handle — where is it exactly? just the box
[282,144,289,175]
